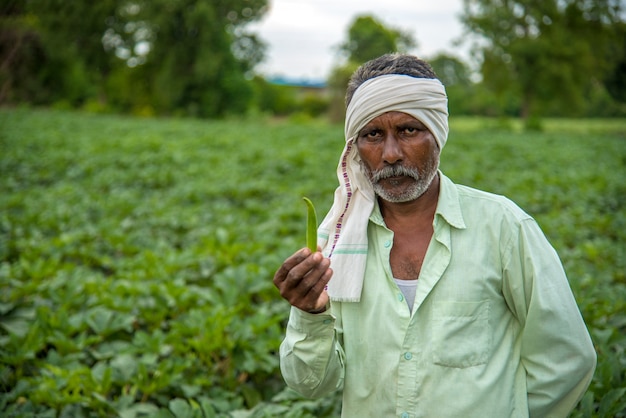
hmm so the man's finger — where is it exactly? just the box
[273,248,311,285]
[283,252,325,289]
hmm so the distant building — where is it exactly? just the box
[267,76,328,98]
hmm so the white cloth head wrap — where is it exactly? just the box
[317,74,449,302]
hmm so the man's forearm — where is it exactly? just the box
[279,306,344,398]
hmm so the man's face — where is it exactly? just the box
[356,111,440,203]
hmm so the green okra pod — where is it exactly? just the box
[302,197,318,252]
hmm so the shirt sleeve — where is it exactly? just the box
[503,218,597,418]
[279,305,345,399]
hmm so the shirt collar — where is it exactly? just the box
[435,171,466,229]
[368,171,466,230]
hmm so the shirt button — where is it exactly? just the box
[323,319,332,324]
[404,352,412,360]
[397,293,404,302]
[384,240,391,248]
[401,413,409,418]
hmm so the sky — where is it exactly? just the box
[249,0,471,81]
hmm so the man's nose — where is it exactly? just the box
[382,134,403,165]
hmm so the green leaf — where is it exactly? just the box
[197,397,217,418]
[180,384,201,398]
[110,353,138,381]
[85,306,134,336]
[241,385,262,409]
[598,387,626,417]
[577,391,594,418]
[169,398,194,418]
[85,307,114,335]
[118,403,160,418]
[0,302,15,315]
[0,306,36,337]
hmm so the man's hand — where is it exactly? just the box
[273,247,332,313]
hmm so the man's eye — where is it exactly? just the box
[360,130,380,140]
[403,126,422,134]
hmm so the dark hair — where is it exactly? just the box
[345,53,439,107]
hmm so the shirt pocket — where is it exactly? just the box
[431,300,491,368]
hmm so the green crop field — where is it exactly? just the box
[1,108,625,417]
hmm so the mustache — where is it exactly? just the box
[369,164,420,183]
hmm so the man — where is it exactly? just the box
[273,53,596,418]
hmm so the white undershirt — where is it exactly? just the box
[394,278,418,313]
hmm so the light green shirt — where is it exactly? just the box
[279,173,596,418]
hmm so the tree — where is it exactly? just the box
[0,1,43,104]
[339,14,415,63]
[602,20,626,104]
[461,0,625,119]
[328,14,416,122]
[429,54,481,116]
[0,0,268,117]
[327,61,360,123]
[127,0,267,117]
[1,0,120,105]
[429,54,472,88]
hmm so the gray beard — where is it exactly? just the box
[360,158,439,203]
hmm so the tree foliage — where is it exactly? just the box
[339,14,416,63]
[0,0,116,104]
[328,15,416,122]
[0,0,268,117]
[461,0,625,119]
[429,54,484,116]
[603,21,626,103]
